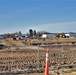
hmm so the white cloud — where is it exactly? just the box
[12,21,76,33]
[0,21,76,34]
[32,22,76,33]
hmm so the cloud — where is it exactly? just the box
[0,21,76,34]
[32,22,76,33]
[12,21,76,33]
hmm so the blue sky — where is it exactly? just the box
[0,1,76,34]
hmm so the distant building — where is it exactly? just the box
[65,33,76,38]
[13,35,23,40]
[42,34,47,38]
[42,33,56,38]
[56,33,76,38]
[65,34,70,38]
[21,34,27,38]
[13,34,28,40]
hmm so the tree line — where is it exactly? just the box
[29,29,49,38]
[1,29,49,38]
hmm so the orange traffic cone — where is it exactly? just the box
[45,48,49,75]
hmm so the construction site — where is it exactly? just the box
[0,37,76,75]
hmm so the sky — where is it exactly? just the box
[0,1,76,34]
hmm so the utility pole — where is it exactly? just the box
[37,44,40,71]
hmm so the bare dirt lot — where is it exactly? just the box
[0,38,76,75]
[17,72,76,75]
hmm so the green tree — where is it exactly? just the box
[33,30,36,36]
[29,29,33,37]
[19,31,22,35]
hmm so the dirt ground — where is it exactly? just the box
[61,72,76,75]
[17,72,76,75]
[17,73,44,75]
